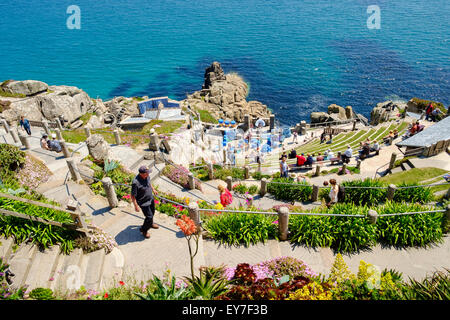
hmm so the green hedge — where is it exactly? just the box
[267,178,312,202]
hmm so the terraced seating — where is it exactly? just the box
[295,121,408,157]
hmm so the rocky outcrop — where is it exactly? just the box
[310,104,357,124]
[0,81,93,124]
[370,100,406,125]
[86,134,112,162]
[180,62,271,123]
[1,80,48,96]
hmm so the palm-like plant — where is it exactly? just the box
[184,268,230,300]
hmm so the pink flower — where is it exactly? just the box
[272,220,278,224]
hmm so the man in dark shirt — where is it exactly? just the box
[131,166,159,239]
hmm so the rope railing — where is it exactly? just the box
[377,209,446,217]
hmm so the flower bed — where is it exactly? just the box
[162,164,202,191]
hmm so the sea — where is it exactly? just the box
[0,0,449,125]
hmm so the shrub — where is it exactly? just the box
[286,282,333,300]
[289,204,377,252]
[255,257,317,280]
[29,288,55,300]
[341,178,387,205]
[401,269,450,300]
[214,167,245,181]
[393,183,434,204]
[411,97,446,113]
[376,202,444,247]
[251,171,271,180]
[203,209,278,246]
[0,144,26,180]
[267,178,312,202]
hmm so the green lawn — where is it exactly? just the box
[380,167,448,185]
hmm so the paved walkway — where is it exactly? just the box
[1,124,449,286]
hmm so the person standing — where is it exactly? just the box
[131,166,159,239]
[280,155,289,178]
[218,185,233,207]
[425,103,434,121]
[327,179,339,208]
[292,131,298,144]
[19,116,31,136]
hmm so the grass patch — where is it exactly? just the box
[380,168,448,185]
[195,109,218,124]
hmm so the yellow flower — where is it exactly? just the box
[214,203,224,210]
[287,282,332,300]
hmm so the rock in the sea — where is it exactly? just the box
[327,104,347,120]
[86,134,112,162]
[182,62,271,123]
[1,80,48,96]
[310,112,330,123]
[370,100,405,125]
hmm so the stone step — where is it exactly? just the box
[82,249,107,292]
[0,236,15,260]
[8,243,38,289]
[24,245,61,291]
[99,247,125,291]
[49,248,84,293]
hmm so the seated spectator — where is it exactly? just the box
[320,131,326,143]
[305,154,314,166]
[288,149,297,159]
[325,149,334,160]
[383,131,395,143]
[296,153,306,166]
[341,146,352,163]
[431,108,442,122]
[312,153,317,162]
[48,134,62,153]
[316,152,324,162]
[359,143,370,159]
[370,140,380,152]
[40,134,50,150]
[393,129,399,139]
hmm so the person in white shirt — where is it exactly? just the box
[341,145,352,163]
[40,134,50,150]
[370,140,380,152]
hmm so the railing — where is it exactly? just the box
[0,192,89,235]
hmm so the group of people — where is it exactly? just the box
[382,129,399,144]
[358,138,380,159]
[404,120,425,139]
[425,103,442,122]
[40,133,62,153]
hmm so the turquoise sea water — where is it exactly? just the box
[0,0,449,125]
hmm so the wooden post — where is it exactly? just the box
[226,176,232,191]
[66,158,82,182]
[311,185,319,202]
[352,120,357,131]
[260,178,268,197]
[278,206,289,241]
[60,141,70,158]
[55,118,64,131]
[368,209,378,224]
[223,149,227,166]
[270,114,275,131]
[388,152,397,171]
[42,120,51,136]
[356,159,361,170]
[341,163,347,175]
[148,133,159,151]
[18,133,31,150]
[387,184,397,201]
[1,119,10,134]
[188,202,201,232]
[84,127,91,139]
[313,165,321,177]
[102,177,118,208]
[113,129,121,145]
[244,166,250,179]
[188,173,195,190]
[10,127,20,144]
[55,128,63,141]
[446,187,450,200]
[207,162,214,180]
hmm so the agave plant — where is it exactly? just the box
[402,269,450,300]
[103,159,120,173]
[134,275,191,300]
[183,269,230,300]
